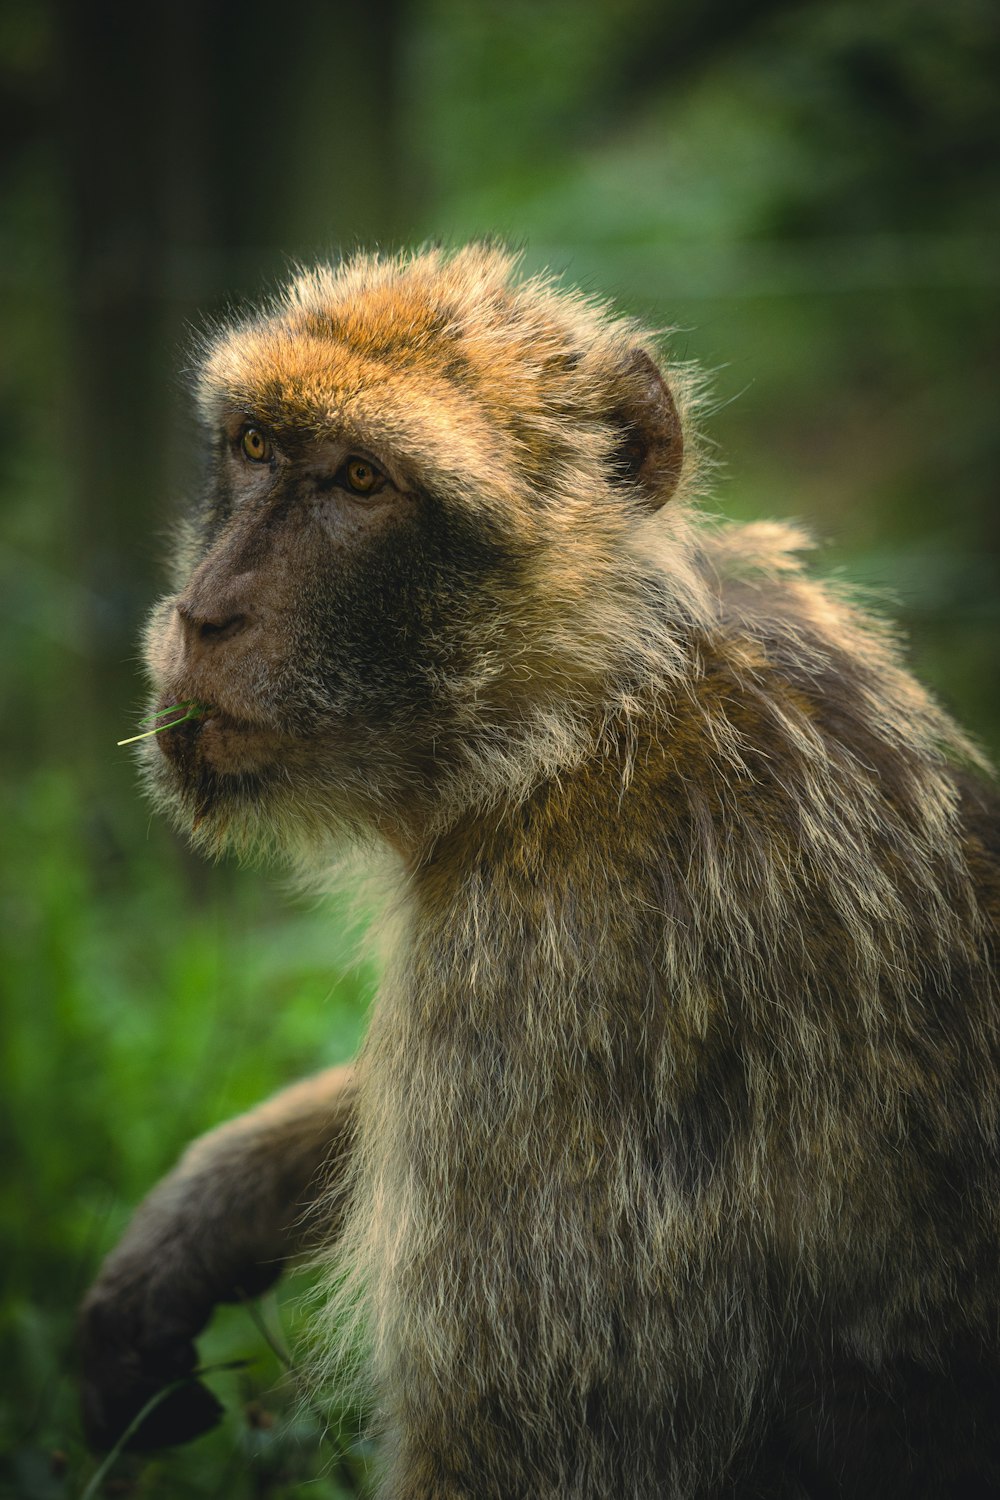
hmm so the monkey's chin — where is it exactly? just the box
[144,711,294,859]
[144,701,415,861]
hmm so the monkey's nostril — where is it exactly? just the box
[176,603,249,646]
[200,613,247,643]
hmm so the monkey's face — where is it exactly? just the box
[143,418,518,855]
[141,248,685,859]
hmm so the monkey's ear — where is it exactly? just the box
[606,349,684,510]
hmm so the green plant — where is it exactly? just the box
[117,703,206,747]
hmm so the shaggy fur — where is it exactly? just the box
[84,247,999,1497]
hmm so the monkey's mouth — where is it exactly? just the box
[154,698,291,779]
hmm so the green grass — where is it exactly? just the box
[116,703,208,748]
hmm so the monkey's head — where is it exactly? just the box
[142,246,690,860]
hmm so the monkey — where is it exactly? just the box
[79,245,1000,1498]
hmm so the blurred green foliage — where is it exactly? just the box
[0,0,997,1494]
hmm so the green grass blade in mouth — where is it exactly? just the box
[117,701,206,747]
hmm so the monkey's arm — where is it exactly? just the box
[79,1063,355,1451]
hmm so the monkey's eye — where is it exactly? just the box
[241,427,271,463]
[339,456,386,496]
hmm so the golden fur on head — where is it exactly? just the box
[198,244,698,523]
[141,245,1000,1497]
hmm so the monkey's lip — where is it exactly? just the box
[155,700,292,776]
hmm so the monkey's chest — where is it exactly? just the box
[374,1074,673,1386]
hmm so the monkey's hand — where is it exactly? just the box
[79,1164,259,1450]
[79,1065,355,1451]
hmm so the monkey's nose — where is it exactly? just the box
[176,599,250,647]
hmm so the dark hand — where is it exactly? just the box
[78,1178,281,1451]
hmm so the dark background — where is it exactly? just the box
[2,1,997,1495]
